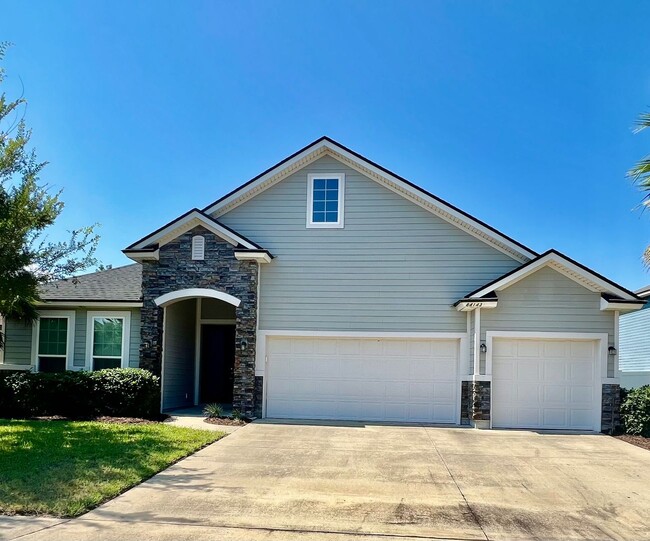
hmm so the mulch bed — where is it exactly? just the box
[29,415,166,424]
[204,417,250,426]
[614,435,650,451]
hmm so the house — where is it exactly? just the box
[619,285,650,389]
[1,137,646,431]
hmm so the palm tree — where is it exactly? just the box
[628,111,650,265]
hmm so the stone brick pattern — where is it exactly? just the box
[601,383,621,434]
[140,226,259,416]
[460,381,471,425]
[471,381,491,421]
[253,376,264,418]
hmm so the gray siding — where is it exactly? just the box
[2,307,142,369]
[162,299,196,409]
[218,155,521,332]
[619,305,650,372]
[3,319,32,366]
[481,266,616,377]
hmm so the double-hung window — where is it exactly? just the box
[307,173,345,228]
[35,311,75,372]
[86,311,131,370]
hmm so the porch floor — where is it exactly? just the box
[163,404,241,433]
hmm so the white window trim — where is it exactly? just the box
[85,311,131,370]
[32,310,76,372]
[306,173,345,229]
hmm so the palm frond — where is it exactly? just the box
[633,111,650,134]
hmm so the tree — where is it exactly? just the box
[0,43,99,341]
[628,111,650,265]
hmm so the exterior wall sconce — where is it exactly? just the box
[480,343,487,354]
[608,346,617,356]
[241,339,248,351]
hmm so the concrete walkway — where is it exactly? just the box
[163,405,242,434]
[6,422,650,540]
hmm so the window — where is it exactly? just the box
[35,312,75,372]
[192,235,205,260]
[307,173,345,228]
[86,311,131,370]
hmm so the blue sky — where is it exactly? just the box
[2,1,650,289]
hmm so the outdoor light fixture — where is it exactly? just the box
[608,346,617,356]
[480,343,487,354]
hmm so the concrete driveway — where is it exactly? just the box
[8,421,650,541]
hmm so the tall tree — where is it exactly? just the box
[628,111,650,265]
[0,43,99,340]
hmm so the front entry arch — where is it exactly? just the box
[154,288,241,308]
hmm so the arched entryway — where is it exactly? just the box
[154,289,240,411]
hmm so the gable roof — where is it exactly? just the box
[201,136,538,263]
[124,208,265,254]
[636,285,650,298]
[38,264,142,304]
[462,249,644,302]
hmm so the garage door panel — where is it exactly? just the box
[266,337,459,423]
[493,338,598,430]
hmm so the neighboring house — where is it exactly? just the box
[1,137,646,432]
[619,285,650,389]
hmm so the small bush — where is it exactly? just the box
[203,403,223,418]
[0,368,160,420]
[231,409,243,421]
[621,385,650,437]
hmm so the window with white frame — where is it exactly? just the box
[307,173,345,228]
[86,312,131,370]
[35,312,75,373]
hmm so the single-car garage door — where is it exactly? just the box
[492,338,599,430]
[266,336,459,423]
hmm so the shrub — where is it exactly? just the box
[231,409,243,421]
[89,368,160,418]
[203,403,223,418]
[0,368,160,420]
[621,385,650,437]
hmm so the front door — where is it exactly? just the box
[200,325,236,404]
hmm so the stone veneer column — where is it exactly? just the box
[470,381,491,426]
[601,383,621,434]
[139,226,259,416]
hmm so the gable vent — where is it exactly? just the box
[191,235,205,260]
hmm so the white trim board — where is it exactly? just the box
[470,252,638,301]
[126,209,258,253]
[204,138,536,263]
[154,288,241,308]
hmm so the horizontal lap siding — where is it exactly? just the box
[162,300,195,409]
[3,308,142,369]
[481,266,616,376]
[218,156,520,332]
[4,319,32,365]
[619,307,650,372]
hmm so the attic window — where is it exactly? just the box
[191,235,205,260]
[307,173,344,228]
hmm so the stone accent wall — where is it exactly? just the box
[460,381,471,425]
[253,376,264,418]
[471,381,491,422]
[140,226,259,416]
[601,383,621,434]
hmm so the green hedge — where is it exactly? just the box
[621,385,650,437]
[0,368,160,419]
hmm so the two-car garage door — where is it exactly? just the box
[266,336,459,423]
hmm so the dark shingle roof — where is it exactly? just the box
[39,264,142,302]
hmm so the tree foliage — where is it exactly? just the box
[628,111,650,265]
[0,43,99,330]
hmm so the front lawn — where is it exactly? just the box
[0,419,224,517]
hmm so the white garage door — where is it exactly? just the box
[266,336,459,423]
[492,338,599,430]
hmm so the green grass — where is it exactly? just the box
[0,420,225,517]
